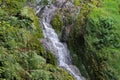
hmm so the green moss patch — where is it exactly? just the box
[51,13,63,34]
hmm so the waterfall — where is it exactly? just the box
[36,3,85,80]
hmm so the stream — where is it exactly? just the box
[35,1,85,80]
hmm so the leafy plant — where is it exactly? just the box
[51,14,63,34]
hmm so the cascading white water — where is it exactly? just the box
[36,2,85,80]
[42,20,85,80]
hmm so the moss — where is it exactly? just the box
[51,13,63,34]
[74,0,81,6]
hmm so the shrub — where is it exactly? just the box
[51,14,63,34]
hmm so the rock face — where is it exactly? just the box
[35,0,80,42]
[50,0,80,42]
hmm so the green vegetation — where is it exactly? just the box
[51,14,63,34]
[68,0,120,80]
[2,0,120,80]
[0,0,74,80]
[68,3,91,79]
[74,0,81,6]
[38,0,49,5]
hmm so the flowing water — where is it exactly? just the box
[36,2,85,80]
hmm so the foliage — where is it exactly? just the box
[62,8,73,26]
[74,0,81,6]
[0,1,74,80]
[86,17,116,49]
[51,14,63,34]
[0,0,26,15]
[68,3,91,79]
[21,7,43,38]
[68,0,120,80]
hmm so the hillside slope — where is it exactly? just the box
[0,0,74,80]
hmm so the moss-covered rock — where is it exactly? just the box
[51,13,63,34]
[74,0,81,6]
